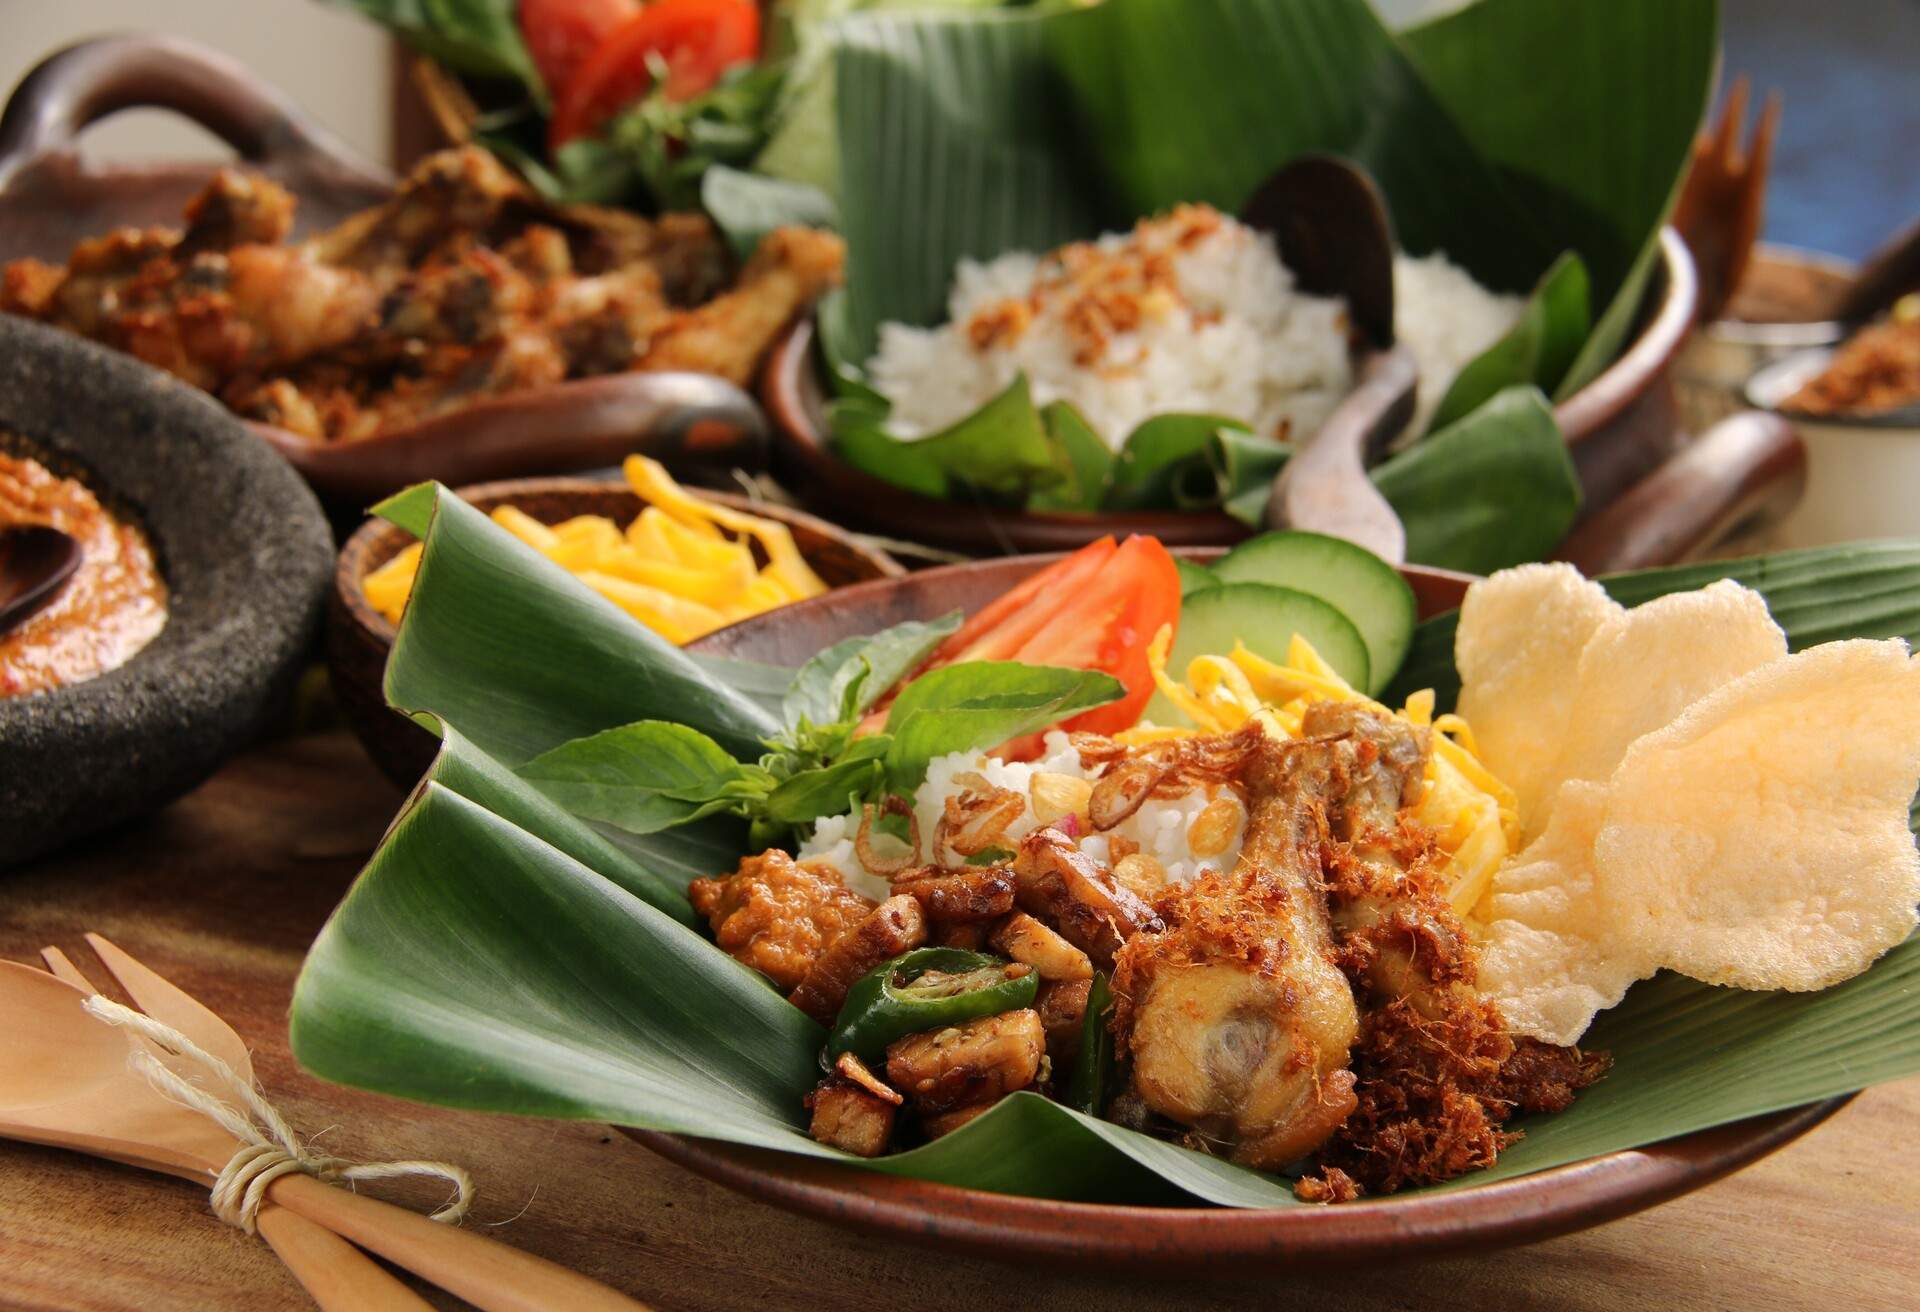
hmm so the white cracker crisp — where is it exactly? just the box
[1528,580,1788,842]
[1596,638,1920,992]
[1456,564,1622,829]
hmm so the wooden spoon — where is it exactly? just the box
[1240,155,1411,561]
[0,523,81,637]
[0,960,650,1312]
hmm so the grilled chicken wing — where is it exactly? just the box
[1113,730,1361,1169]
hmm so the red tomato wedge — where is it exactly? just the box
[861,536,1181,747]
[548,0,761,149]
[520,0,638,95]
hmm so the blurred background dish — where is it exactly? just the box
[329,472,902,785]
[0,35,795,511]
[0,315,332,868]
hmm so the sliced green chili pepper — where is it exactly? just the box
[1065,972,1114,1115]
[826,947,1038,1064]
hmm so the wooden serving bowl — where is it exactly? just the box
[763,230,1784,557]
[329,476,904,785]
[652,551,1850,1273]
[0,35,769,509]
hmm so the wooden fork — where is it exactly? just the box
[36,938,432,1311]
[1674,75,1783,325]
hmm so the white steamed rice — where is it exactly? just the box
[866,208,1522,449]
[800,731,1245,901]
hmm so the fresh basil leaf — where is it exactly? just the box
[702,166,840,263]
[331,0,545,98]
[1030,402,1115,512]
[1105,414,1248,511]
[833,374,1064,502]
[883,662,1124,792]
[1429,252,1591,433]
[964,846,1016,867]
[1372,385,1580,574]
[783,613,963,730]
[517,722,768,833]
[762,754,889,825]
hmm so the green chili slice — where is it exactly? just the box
[1065,972,1114,1115]
[825,947,1038,1064]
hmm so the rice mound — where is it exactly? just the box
[866,206,1520,449]
[801,730,1244,901]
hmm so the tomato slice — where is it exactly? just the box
[927,538,1118,666]
[548,0,761,149]
[862,535,1180,748]
[1015,535,1181,738]
[520,0,638,96]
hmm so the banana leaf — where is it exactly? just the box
[293,492,1920,1207]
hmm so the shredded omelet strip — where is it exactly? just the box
[1129,624,1518,917]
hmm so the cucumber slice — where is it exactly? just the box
[1144,583,1370,726]
[1175,558,1220,596]
[1211,531,1415,695]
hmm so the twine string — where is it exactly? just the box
[82,995,473,1234]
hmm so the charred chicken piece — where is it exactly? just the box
[689,850,875,993]
[1011,828,1162,972]
[885,1008,1046,1115]
[634,226,846,386]
[179,169,296,256]
[1113,730,1361,1171]
[788,894,928,1024]
[892,867,1017,924]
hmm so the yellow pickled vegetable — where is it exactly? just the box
[360,456,831,643]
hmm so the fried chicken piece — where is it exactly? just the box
[886,1009,1046,1114]
[689,850,875,993]
[634,226,845,385]
[1112,730,1361,1171]
[990,911,1093,981]
[1011,828,1162,972]
[788,893,928,1024]
[179,169,295,256]
[893,867,1017,924]
[309,146,528,274]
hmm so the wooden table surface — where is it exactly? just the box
[3,730,1917,1312]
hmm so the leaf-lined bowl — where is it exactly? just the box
[288,486,1920,1274]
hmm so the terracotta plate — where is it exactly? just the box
[655,552,1851,1274]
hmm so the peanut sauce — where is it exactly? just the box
[0,448,167,697]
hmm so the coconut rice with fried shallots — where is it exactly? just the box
[866,205,1522,447]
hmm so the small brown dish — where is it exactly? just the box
[330,476,904,785]
[0,35,770,509]
[635,551,1850,1274]
[763,230,1736,556]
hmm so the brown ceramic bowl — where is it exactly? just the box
[0,35,769,509]
[763,230,1707,555]
[637,551,1850,1274]
[329,476,904,785]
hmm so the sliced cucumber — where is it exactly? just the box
[1145,583,1370,726]
[1211,531,1415,695]
[1175,558,1220,597]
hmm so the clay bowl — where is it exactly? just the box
[330,476,904,786]
[763,230,1702,555]
[0,35,769,511]
[0,316,333,868]
[639,551,1849,1274]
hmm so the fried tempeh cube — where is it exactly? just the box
[1035,977,1094,1066]
[808,1080,898,1157]
[990,911,1093,981]
[919,1100,998,1140]
[788,894,928,1024]
[893,867,1017,923]
[885,1009,1046,1114]
[1011,828,1162,971]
